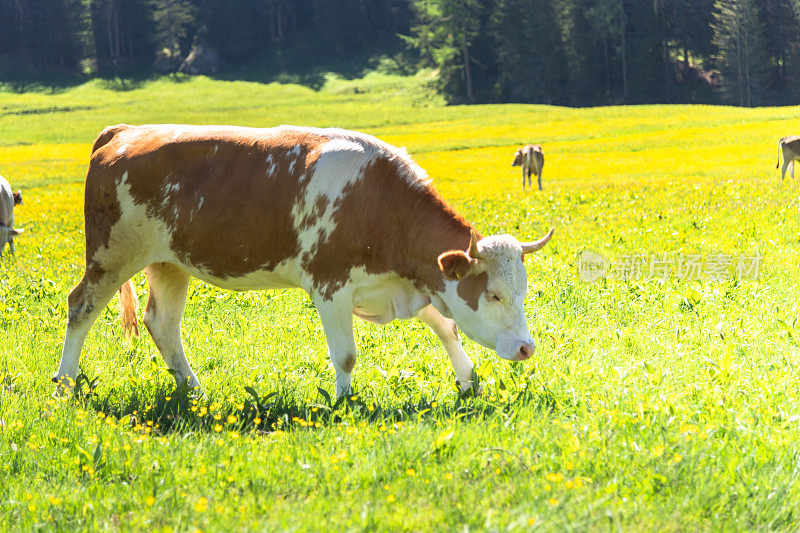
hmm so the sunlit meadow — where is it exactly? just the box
[1,73,800,530]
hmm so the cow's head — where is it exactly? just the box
[13,190,22,206]
[512,148,523,167]
[436,228,553,361]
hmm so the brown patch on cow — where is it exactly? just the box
[298,195,329,231]
[83,146,123,279]
[303,155,478,299]
[146,291,157,316]
[66,279,89,320]
[85,126,328,278]
[341,353,356,373]
[456,271,488,311]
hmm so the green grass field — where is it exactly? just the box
[1,73,800,531]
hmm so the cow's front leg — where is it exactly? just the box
[313,293,357,398]
[416,304,476,393]
[521,167,527,189]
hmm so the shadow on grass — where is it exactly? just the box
[72,371,571,437]
[1,39,413,94]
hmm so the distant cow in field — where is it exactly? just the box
[0,174,23,257]
[53,124,554,397]
[777,136,800,181]
[512,145,544,191]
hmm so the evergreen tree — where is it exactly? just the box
[406,0,483,103]
[151,0,194,57]
[491,0,568,104]
[562,0,607,105]
[89,0,155,71]
[0,0,88,70]
[756,0,800,100]
[712,0,767,106]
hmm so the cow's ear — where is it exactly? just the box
[13,191,22,205]
[438,250,477,281]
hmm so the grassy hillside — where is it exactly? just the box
[1,74,800,530]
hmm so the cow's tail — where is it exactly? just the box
[777,138,783,169]
[119,279,139,337]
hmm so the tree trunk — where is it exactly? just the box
[619,0,627,101]
[604,34,611,99]
[463,39,474,103]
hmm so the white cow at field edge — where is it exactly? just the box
[512,144,544,191]
[53,124,554,398]
[0,174,23,257]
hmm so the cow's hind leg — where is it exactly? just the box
[417,304,476,393]
[313,292,357,398]
[143,262,200,391]
[54,265,136,392]
[537,171,543,191]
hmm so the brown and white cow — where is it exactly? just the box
[512,144,544,191]
[777,136,800,181]
[54,124,553,397]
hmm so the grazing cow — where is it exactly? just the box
[512,145,544,191]
[0,174,23,257]
[54,124,553,397]
[777,136,800,181]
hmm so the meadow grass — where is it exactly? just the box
[1,73,800,530]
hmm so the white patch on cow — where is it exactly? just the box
[266,160,277,178]
[288,137,375,255]
[120,171,128,184]
[90,179,173,271]
[188,196,204,222]
[273,125,429,187]
[211,144,218,156]
[185,259,302,291]
[116,144,128,155]
[170,127,189,140]
[291,145,301,156]
[348,268,431,324]
[159,176,180,211]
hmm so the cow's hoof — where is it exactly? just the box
[457,369,482,398]
[51,375,75,398]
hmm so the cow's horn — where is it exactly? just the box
[468,228,482,259]
[521,227,554,254]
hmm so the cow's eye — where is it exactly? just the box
[486,292,501,302]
